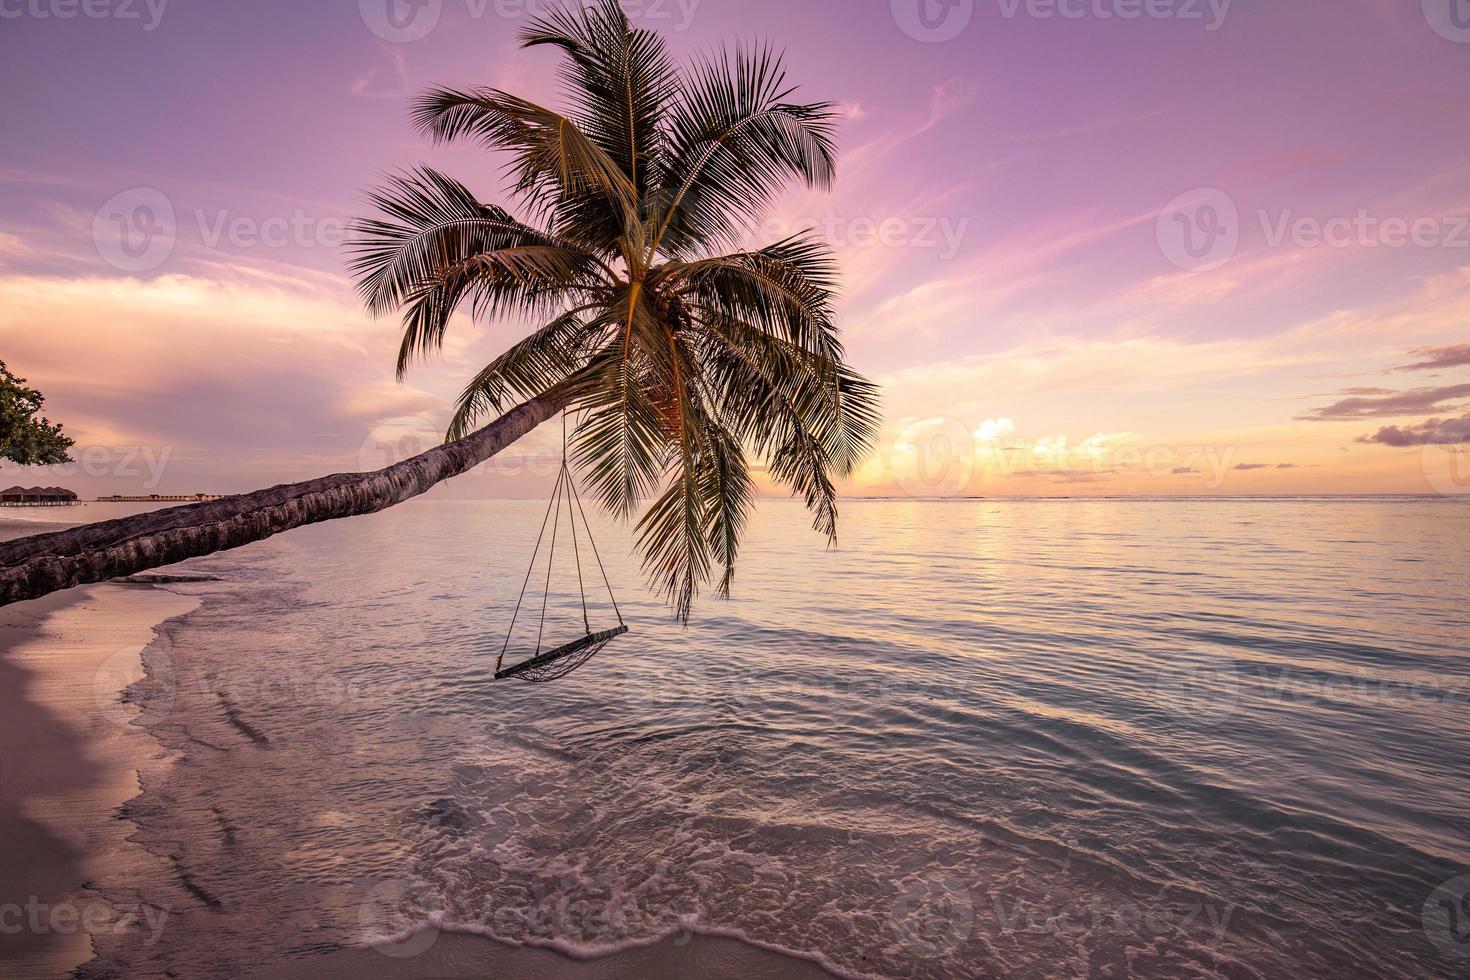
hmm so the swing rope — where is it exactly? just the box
[494,412,628,682]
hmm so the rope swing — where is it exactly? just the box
[495,413,628,682]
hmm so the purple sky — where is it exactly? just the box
[2,0,1469,497]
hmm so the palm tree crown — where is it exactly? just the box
[348,0,880,620]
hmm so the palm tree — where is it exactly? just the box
[0,0,879,614]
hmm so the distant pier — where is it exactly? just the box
[96,494,225,503]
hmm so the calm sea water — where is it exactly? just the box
[76,496,1470,979]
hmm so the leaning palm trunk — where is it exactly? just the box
[0,388,569,607]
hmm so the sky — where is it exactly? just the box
[2,0,1469,498]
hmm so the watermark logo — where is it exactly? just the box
[892,0,975,42]
[1157,188,1239,272]
[92,645,175,729]
[1423,0,1470,42]
[890,875,974,958]
[1154,658,1239,725]
[358,418,429,473]
[93,187,175,273]
[1421,422,1470,496]
[360,878,441,958]
[888,417,978,497]
[94,185,360,273]
[1424,875,1470,959]
[359,0,442,42]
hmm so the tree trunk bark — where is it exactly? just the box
[0,388,573,607]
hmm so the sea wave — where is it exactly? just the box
[72,497,1470,979]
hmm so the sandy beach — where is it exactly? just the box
[0,525,200,978]
[1,517,196,978]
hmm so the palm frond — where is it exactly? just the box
[634,327,710,621]
[663,232,844,357]
[411,87,640,249]
[651,44,838,259]
[634,468,709,623]
[348,168,606,377]
[520,0,677,201]
[349,167,572,316]
[572,350,668,518]
[696,417,754,597]
[447,307,612,441]
[697,315,848,540]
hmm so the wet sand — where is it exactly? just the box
[0,518,201,979]
[247,931,841,979]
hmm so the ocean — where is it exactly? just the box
[59,496,1470,978]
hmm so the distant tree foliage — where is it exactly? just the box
[0,361,74,465]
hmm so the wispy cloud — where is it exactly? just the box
[1005,109,1162,147]
[1357,414,1470,447]
[351,45,410,100]
[1300,384,1470,420]
[1396,343,1470,372]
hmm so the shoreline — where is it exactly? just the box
[0,576,200,979]
[244,930,844,980]
[1,513,201,979]
[0,518,846,980]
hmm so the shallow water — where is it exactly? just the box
[78,496,1470,978]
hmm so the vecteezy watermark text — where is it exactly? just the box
[0,445,173,488]
[888,875,1236,960]
[735,209,970,261]
[0,0,168,29]
[93,187,352,273]
[1155,658,1468,725]
[892,0,1231,43]
[359,876,697,960]
[0,897,169,945]
[1158,188,1470,272]
[885,417,1241,496]
[994,0,1231,29]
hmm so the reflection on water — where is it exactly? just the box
[81,497,1470,978]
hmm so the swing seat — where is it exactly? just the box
[494,414,628,685]
[495,624,629,683]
